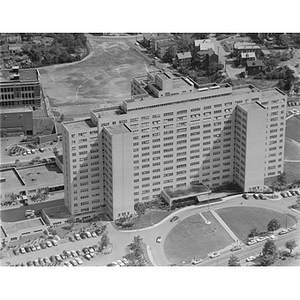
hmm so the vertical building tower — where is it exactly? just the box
[62,70,287,220]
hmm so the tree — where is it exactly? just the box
[14,159,21,167]
[267,219,281,232]
[248,227,259,238]
[100,233,110,249]
[277,172,287,186]
[163,46,176,63]
[52,147,59,157]
[59,114,65,123]
[228,255,241,266]
[261,240,279,266]
[285,240,298,255]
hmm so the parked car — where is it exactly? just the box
[55,254,63,262]
[19,247,26,254]
[46,241,52,248]
[246,255,256,262]
[84,254,91,260]
[80,232,87,239]
[63,250,72,258]
[294,189,300,195]
[116,259,125,266]
[82,247,89,254]
[288,226,296,232]
[122,258,130,266]
[192,258,203,265]
[231,245,241,251]
[75,258,83,265]
[107,262,117,267]
[24,246,32,252]
[242,194,249,199]
[74,233,81,241]
[13,249,20,256]
[69,236,75,242]
[26,261,33,266]
[70,260,78,266]
[40,243,47,249]
[44,257,51,264]
[88,247,95,253]
[290,190,296,196]
[71,250,78,257]
[253,194,259,199]
[50,256,56,263]
[64,261,72,267]
[286,191,292,197]
[91,232,97,237]
[35,245,41,251]
[95,230,102,236]
[76,249,83,256]
[85,231,92,238]
[209,251,221,258]
[279,229,289,235]
[156,236,162,243]
[267,234,276,240]
[33,259,39,266]
[31,149,36,154]
[281,192,287,198]
[256,236,267,242]
[51,240,58,246]
[39,148,45,152]
[247,239,257,245]
[30,245,37,251]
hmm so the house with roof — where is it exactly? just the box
[149,34,174,53]
[246,60,264,76]
[174,51,192,68]
[194,39,215,51]
[156,38,177,60]
[238,51,256,66]
[197,48,219,69]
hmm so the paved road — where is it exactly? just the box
[0,198,64,222]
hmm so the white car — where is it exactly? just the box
[247,239,257,245]
[91,232,97,237]
[286,191,292,197]
[267,234,276,240]
[64,261,72,267]
[74,233,81,241]
[85,231,92,238]
[46,241,52,247]
[71,250,78,257]
[209,251,220,258]
[75,258,83,265]
[246,255,256,262]
[116,260,125,266]
[279,229,289,235]
[192,258,203,265]
[70,260,78,266]
[256,236,267,242]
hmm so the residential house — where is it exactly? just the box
[197,48,219,69]
[246,60,264,76]
[156,39,177,60]
[175,51,192,68]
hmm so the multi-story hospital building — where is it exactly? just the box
[62,70,287,221]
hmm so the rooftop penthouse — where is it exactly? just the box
[0,66,39,84]
[63,118,97,132]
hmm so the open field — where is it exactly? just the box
[284,138,300,160]
[164,212,232,265]
[39,35,157,119]
[284,161,300,183]
[286,116,300,143]
[216,206,296,242]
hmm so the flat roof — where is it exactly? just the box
[164,184,210,200]
[1,217,46,236]
[105,124,131,135]
[261,88,286,98]
[246,59,264,67]
[0,107,33,114]
[176,52,192,59]
[239,101,266,112]
[18,164,63,188]
[63,118,97,132]
[241,52,256,58]
[0,169,24,190]
[0,68,38,83]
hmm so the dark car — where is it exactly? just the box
[40,243,47,249]
[13,249,20,256]
[82,247,89,254]
[95,230,102,236]
[80,232,87,239]
[24,246,32,253]
[50,256,56,263]
[26,261,33,266]
[170,216,179,222]
[242,194,249,199]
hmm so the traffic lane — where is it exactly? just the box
[0,199,64,222]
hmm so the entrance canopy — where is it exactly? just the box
[161,183,211,205]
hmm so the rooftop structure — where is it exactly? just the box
[176,52,192,60]
[0,67,38,83]
[62,118,97,132]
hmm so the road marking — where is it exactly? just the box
[50,75,55,82]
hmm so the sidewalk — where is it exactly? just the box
[210,210,240,242]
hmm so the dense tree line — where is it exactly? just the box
[21,33,88,67]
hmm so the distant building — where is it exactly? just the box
[194,39,215,52]
[149,34,174,53]
[156,39,177,60]
[197,49,219,69]
[0,66,41,109]
[234,42,261,58]
[175,52,192,68]
[246,60,264,75]
[0,107,33,137]
[260,47,271,57]
[238,52,256,66]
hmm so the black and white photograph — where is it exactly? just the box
[0,1,299,300]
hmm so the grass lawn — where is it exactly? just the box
[216,206,296,242]
[284,161,300,183]
[284,138,300,160]
[164,212,233,265]
[286,116,300,143]
[130,210,172,230]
